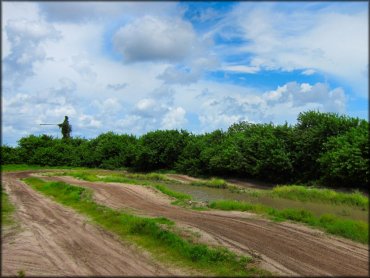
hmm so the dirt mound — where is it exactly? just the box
[1,172,178,276]
[48,174,369,276]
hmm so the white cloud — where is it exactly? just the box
[3,18,61,88]
[92,98,122,115]
[222,3,368,96]
[190,81,347,130]
[158,55,219,85]
[223,65,260,74]
[70,54,97,82]
[39,2,179,23]
[301,69,316,76]
[161,107,187,129]
[77,115,102,129]
[113,16,197,62]
[264,82,346,113]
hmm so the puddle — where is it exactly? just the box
[164,183,368,222]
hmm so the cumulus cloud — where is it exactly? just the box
[3,19,61,88]
[220,2,368,96]
[39,2,179,23]
[196,81,347,130]
[119,86,187,133]
[264,82,346,113]
[70,55,97,82]
[161,107,187,129]
[113,16,197,62]
[158,55,219,85]
[92,98,122,115]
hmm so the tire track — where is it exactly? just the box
[2,172,177,276]
[45,173,369,276]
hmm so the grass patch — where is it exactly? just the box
[209,200,368,244]
[124,172,170,182]
[271,185,368,210]
[1,164,90,172]
[154,184,191,201]
[191,178,228,189]
[22,177,268,276]
[63,170,179,185]
[2,188,15,226]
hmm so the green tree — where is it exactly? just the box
[134,130,189,171]
[319,120,369,188]
[0,145,21,164]
[292,110,360,182]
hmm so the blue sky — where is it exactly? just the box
[2,1,368,146]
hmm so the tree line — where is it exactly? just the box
[1,110,368,189]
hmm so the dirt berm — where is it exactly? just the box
[2,172,181,276]
[4,171,369,276]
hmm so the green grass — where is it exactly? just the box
[2,188,15,226]
[62,170,178,185]
[154,184,191,201]
[191,178,228,189]
[1,164,90,172]
[123,172,170,182]
[22,177,268,276]
[270,185,368,210]
[209,200,368,244]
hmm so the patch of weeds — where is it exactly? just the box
[17,270,25,278]
[154,184,191,201]
[270,185,368,210]
[2,188,15,226]
[191,178,228,189]
[1,164,89,172]
[209,200,368,244]
[153,217,175,226]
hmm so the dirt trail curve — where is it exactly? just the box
[44,173,369,277]
[1,171,176,276]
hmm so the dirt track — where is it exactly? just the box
[1,172,177,276]
[3,171,369,276]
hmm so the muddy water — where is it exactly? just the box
[164,183,368,222]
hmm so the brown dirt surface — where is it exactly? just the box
[225,178,273,190]
[1,171,180,276]
[166,174,201,183]
[45,174,369,277]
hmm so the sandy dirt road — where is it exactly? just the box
[39,173,369,277]
[1,171,177,276]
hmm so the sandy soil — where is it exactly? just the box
[166,174,201,183]
[3,171,369,276]
[1,172,179,276]
[45,173,369,277]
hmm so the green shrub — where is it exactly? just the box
[271,185,368,210]
[191,178,228,189]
